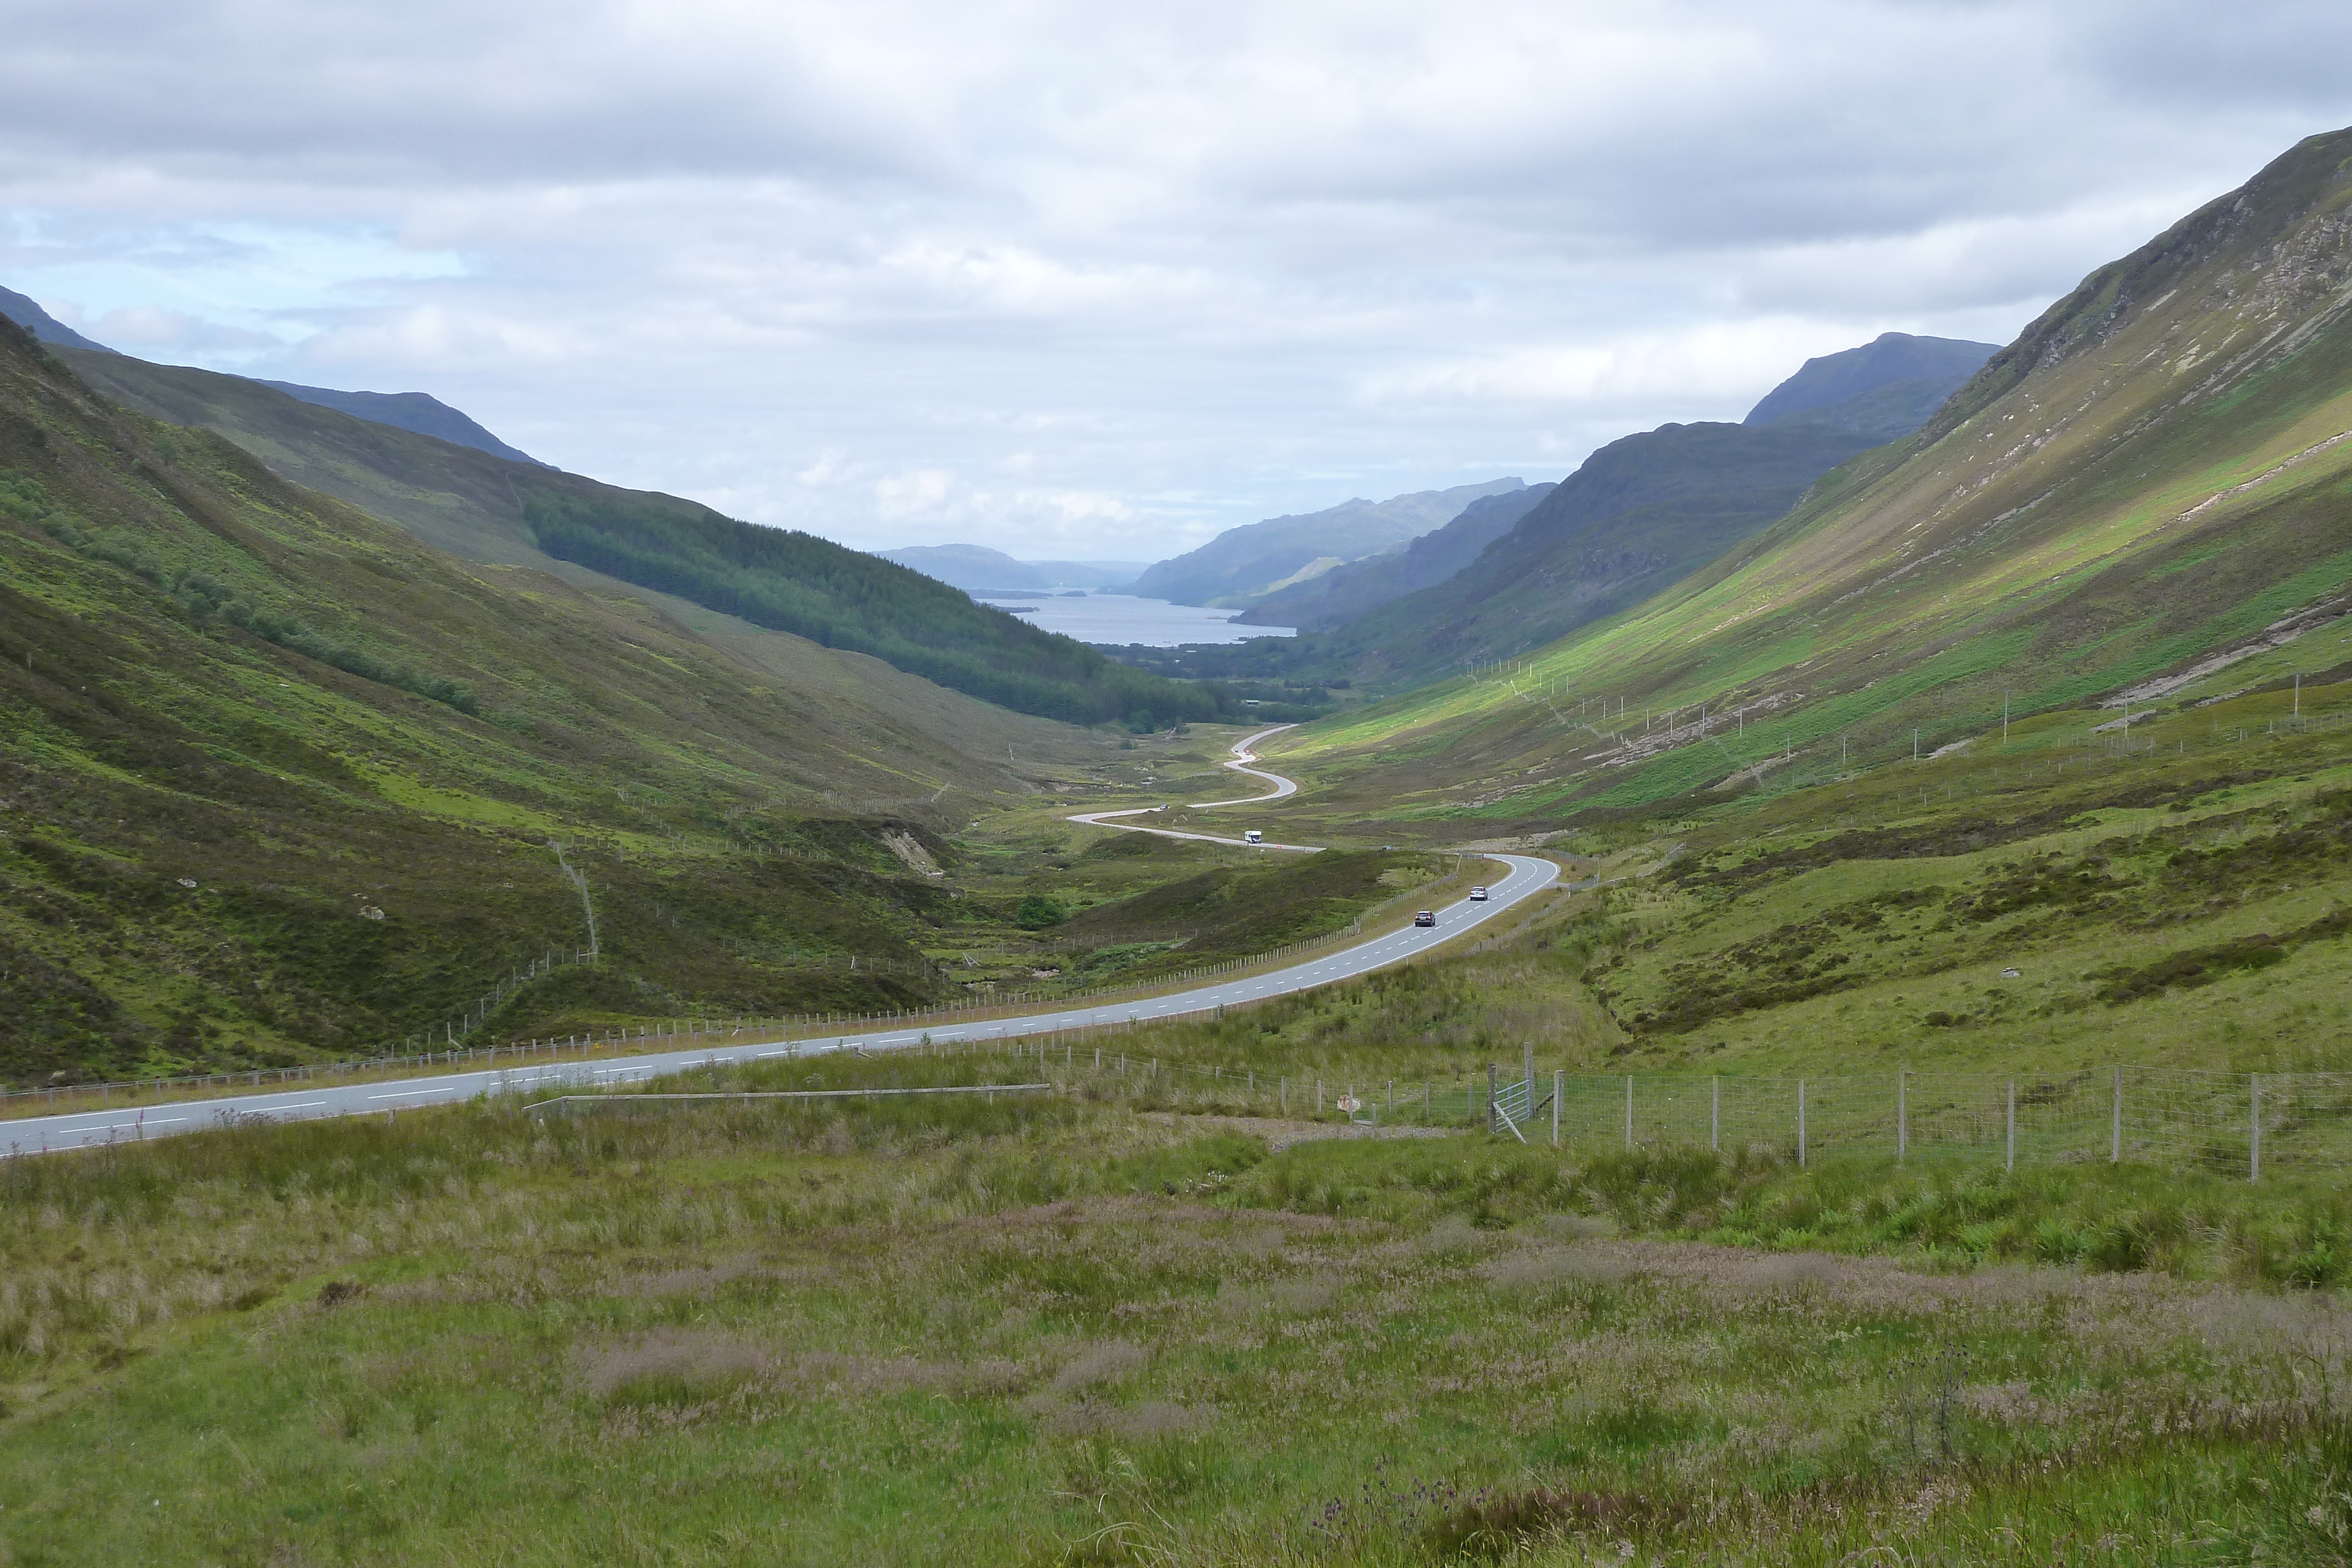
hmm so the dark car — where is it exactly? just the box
[1412,910,1436,928]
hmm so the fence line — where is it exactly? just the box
[916,1043,2346,1183]
[524,1083,1050,1114]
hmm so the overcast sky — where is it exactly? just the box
[6,1,2351,561]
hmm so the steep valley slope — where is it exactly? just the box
[1279,125,2352,834]
[54,348,1222,731]
[0,316,1135,1086]
[1299,333,1997,684]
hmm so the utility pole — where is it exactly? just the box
[2002,692,2009,744]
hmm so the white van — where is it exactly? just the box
[1243,830,1264,844]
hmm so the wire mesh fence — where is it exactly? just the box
[967,1039,2352,1183]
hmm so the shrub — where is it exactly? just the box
[1016,894,1068,930]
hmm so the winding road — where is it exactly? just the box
[1064,724,1319,850]
[4,730,1562,1157]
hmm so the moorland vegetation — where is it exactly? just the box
[12,123,2352,1567]
[3,1047,2350,1565]
[0,319,1412,1089]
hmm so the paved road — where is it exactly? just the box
[3,731,1565,1157]
[1064,724,1317,851]
[1188,723,1301,806]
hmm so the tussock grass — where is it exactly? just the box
[4,1064,2351,1563]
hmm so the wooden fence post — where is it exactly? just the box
[2251,1074,2263,1184]
[2112,1066,2123,1164]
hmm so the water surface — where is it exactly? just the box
[975,592,1295,647]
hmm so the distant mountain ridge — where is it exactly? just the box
[1743,332,2000,429]
[0,284,118,355]
[1,282,549,466]
[55,348,1228,729]
[1128,478,1527,608]
[876,543,1148,594]
[1235,483,1556,630]
[256,379,552,467]
[1300,332,1997,681]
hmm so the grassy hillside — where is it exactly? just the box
[56,349,1225,730]
[1194,687,2352,1090]
[1278,125,2352,828]
[1317,418,1895,686]
[1201,346,1992,690]
[0,315,1160,1086]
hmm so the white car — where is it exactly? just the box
[1469,885,1488,901]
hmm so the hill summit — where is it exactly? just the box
[255,379,551,467]
[1743,331,2002,431]
[0,284,117,355]
[0,282,552,467]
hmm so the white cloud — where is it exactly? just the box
[3,0,2350,556]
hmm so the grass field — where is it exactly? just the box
[4,1047,2348,1566]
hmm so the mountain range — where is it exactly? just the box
[1232,484,1557,631]
[255,379,551,467]
[14,119,2352,1087]
[1285,124,2352,827]
[1742,330,2004,433]
[0,285,552,467]
[1127,477,1530,609]
[874,543,1148,594]
[47,347,1227,730]
[1295,332,1998,683]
